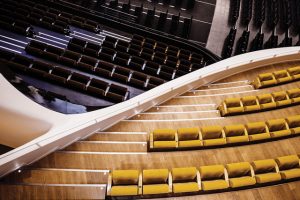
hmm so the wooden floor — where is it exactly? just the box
[1,61,300,199]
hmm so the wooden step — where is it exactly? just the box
[130,111,220,120]
[1,168,108,184]
[64,141,147,152]
[145,104,217,113]
[30,136,300,170]
[197,80,251,90]
[183,85,254,96]
[0,184,106,200]
[84,132,147,142]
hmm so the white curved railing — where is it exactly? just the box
[1,47,300,177]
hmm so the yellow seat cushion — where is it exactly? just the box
[275,155,300,170]
[202,180,229,191]
[111,186,139,196]
[280,168,300,179]
[286,115,300,134]
[177,127,200,141]
[112,170,139,185]
[255,173,281,183]
[203,138,226,146]
[199,165,225,180]
[258,73,277,88]
[153,129,176,141]
[272,91,292,107]
[246,122,270,141]
[287,88,300,104]
[153,141,177,148]
[226,162,252,179]
[241,96,260,112]
[143,169,169,184]
[172,167,197,182]
[201,126,223,140]
[248,133,271,141]
[267,119,291,138]
[229,177,256,188]
[287,66,300,80]
[226,135,249,143]
[227,107,244,114]
[178,140,202,147]
[257,94,276,110]
[224,124,246,137]
[251,159,277,173]
[143,184,169,195]
[273,70,292,83]
[173,182,199,193]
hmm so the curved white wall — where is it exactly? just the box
[1,47,300,177]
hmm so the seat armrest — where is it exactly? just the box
[106,171,112,196]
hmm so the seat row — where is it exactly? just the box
[68,37,188,81]
[218,88,300,116]
[107,154,300,197]
[149,115,300,150]
[69,35,205,77]
[0,49,128,103]
[1,0,101,34]
[251,66,300,89]
[0,14,34,37]
[26,40,164,90]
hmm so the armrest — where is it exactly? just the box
[149,133,154,149]
[197,170,201,190]
[106,171,112,196]
[138,172,143,195]
[168,172,172,193]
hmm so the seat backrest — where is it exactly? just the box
[112,170,139,186]
[257,94,273,104]
[224,124,245,137]
[226,162,252,178]
[199,165,225,181]
[241,96,257,106]
[288,66,300,75]
[251,159,277,174]
[172,167,197,182]
[225,98,241,107]
[274,70,288,78]
[143,169,169,185]
[258,73,273,81]
[267,119,287,131]
[275,155,300,170]
[153,129,176,141]
[177,128,200,141]
[272,91,288,101]
[246,122,267,135]
[287,88,300,98]
[201,126,223,140]
[286,115,300,128]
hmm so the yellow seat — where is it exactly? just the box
[252,73,277,89]
[287,66,300,80]
[152,129,177,149]
[224,124,249,144]
[109,170,140,196]
[257,94,276,110]
[201,126,226,146]
[272,91,292,107]
[287,88,300,104]
[286,115,300,134]
[251,159,281,184]
[273,70,292,84]
[241,96,260,112]
[172,167,200,193]
[246,122,270,141]
[219,98,244,116]
[199,165,229,191]
[177,128,202,148]
[111,186,139,196]
[226,162,256,188]
[275,155,300,180]
[143,169,170,195]
[266,119,292,138]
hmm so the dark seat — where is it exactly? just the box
[67,72,90,91]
